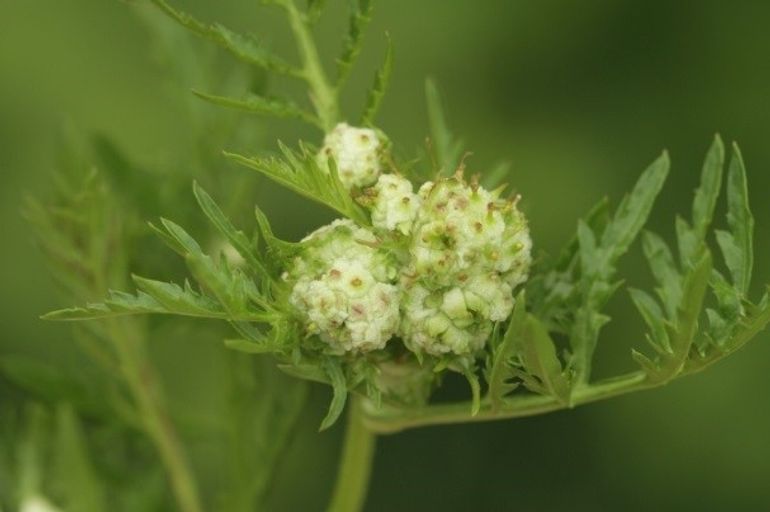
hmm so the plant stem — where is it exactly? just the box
[109,321,203,512]
[362,371,655,434]
[282,0,339,131]
[327,397,377,512]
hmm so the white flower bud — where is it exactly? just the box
[369,174,421,235]
[288,219,400,353]
[317,123,382,190]
[398,174,531,356]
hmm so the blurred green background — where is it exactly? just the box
[2,0,770,510]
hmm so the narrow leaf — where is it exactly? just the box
[723,143,754,294]
[629,288,671,354]
[600,152,670,262]
[336,0,374,86]
[319,359,348,430]
[641,231,682,318]
[691,135,724,241]
[425,78,463,176]
[517,314,570,403]
[225,144,369,225]
[361,34,393,125]
[486,294,526,410]
[192,90,319,126]
[192,182,270,280]
[150,0,298,75]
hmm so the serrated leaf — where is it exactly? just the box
[722,143,754,294]
[319,359,348,430]
[336,0,374,86]
[600,152,669,263]
[486,294,526,410]
[641,231,682,318]
[254,205,301,263]
[192,182,271,281]
[225,143,369,224]
[425,79,464,176]
[691,135,725,243]
[629,288,671,354]
[150,0,297,75]
[192,90,319,126]
[517,314,570,403]
[361,34,393,125]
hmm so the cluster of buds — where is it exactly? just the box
[292,123,532,359]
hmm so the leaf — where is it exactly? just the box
[719,143,754,295]
[425,78,464,176]
[570,152,668,385]
[628,288,671,354]
[192,182,271,281]
[254,205,301,263]
[599,152,670,263]
[517,314,571,403]
[486,294,526,410]
[319,359,348,430]
[225,142,369,225]
[336,0,374,86]
[361,34,393,126]
[641,231,682,318]
[461,362,481,416]
[150,0,298,75]
[691,135,725,243]
[192,90,319,126]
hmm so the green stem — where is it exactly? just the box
[109,321,203,512]
[362,371,654,434]
[327,397,377,512]
[282,0,339,131]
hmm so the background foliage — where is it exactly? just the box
[1,1,769,510]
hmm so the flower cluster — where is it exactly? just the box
[288,124,532,359]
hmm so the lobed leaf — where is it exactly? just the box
[361,34,393,126]
[336,0,374,86]
[319,359,348,430]
[192,182,271,281]
[225,143,370,225]
[192,90,319,126]
[150,0,298,75]
[719,143,754,295]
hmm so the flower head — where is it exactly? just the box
[399,173,532,356]
[368,173,421,235]
[287,219,400,353]
[317,123,383,190]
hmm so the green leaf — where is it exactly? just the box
[719,143,754,295]
[517,314,571,403]
[336,0,374,86]
[224,338,276,354]
[600,152,670,263]
[361,34,393,126]
[150,0,298,75]
[192,182,271,281]
[225,142,369,225]
[254,205,301,263]
[641,231,682,318]
[486,295,526,410]
[54,405,105,512]
[425,78,464,176]
[319,359,348,430]
[691,135,725,243]
[460,362,481,416]
[628,288,671,354]
[192,90,319,126]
